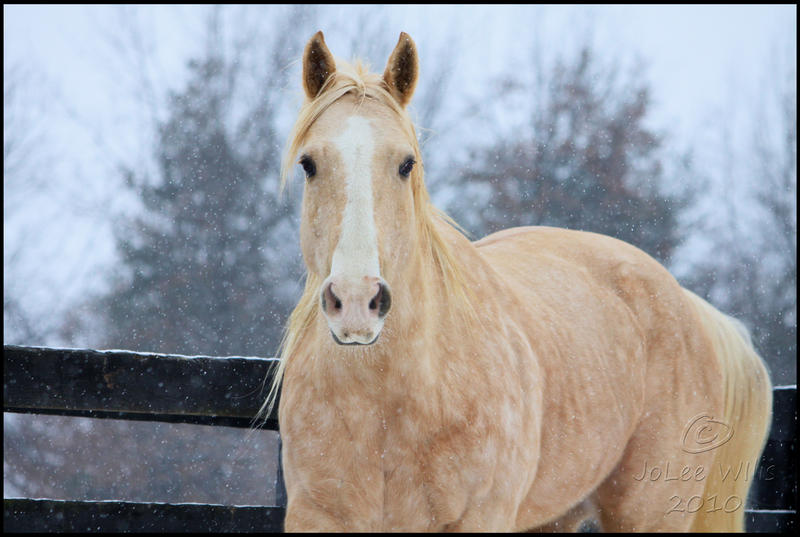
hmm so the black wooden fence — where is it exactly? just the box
[3,345,796,532]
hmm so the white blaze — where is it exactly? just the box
[330,116,380,278]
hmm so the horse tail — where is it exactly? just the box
[682,289,773,532]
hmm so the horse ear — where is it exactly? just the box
[302,31,336,99]
[383,32,418,107]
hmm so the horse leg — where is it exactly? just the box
[588,278,726,531]
[590,417,718,532]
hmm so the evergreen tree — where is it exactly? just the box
[100,28,297,357]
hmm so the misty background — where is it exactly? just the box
[4,5,796,506]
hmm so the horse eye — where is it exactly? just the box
[399,157,415,178]
[299,155,316,179]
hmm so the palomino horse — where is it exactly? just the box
[266,31,772,532]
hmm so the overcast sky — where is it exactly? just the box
[5,5,794,138]
[3,4,796,346]
[4,4,794,180]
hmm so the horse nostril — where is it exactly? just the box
[322,282,342,314]
[369,286,380,311]
[372,282,391,318]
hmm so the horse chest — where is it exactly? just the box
[283,390,524,531]
[280,330,538,531]
[380,424,497,530]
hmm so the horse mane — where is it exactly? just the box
[259,58,471,421]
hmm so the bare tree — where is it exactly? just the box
[680,39,796,384]
[446,44,689,265]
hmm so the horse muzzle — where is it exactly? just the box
[320,275,391,345]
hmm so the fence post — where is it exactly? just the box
[276,434,287,509]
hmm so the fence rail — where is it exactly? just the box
[3,499,285,533]
[3,345,279,429]
[3,345,796,532]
